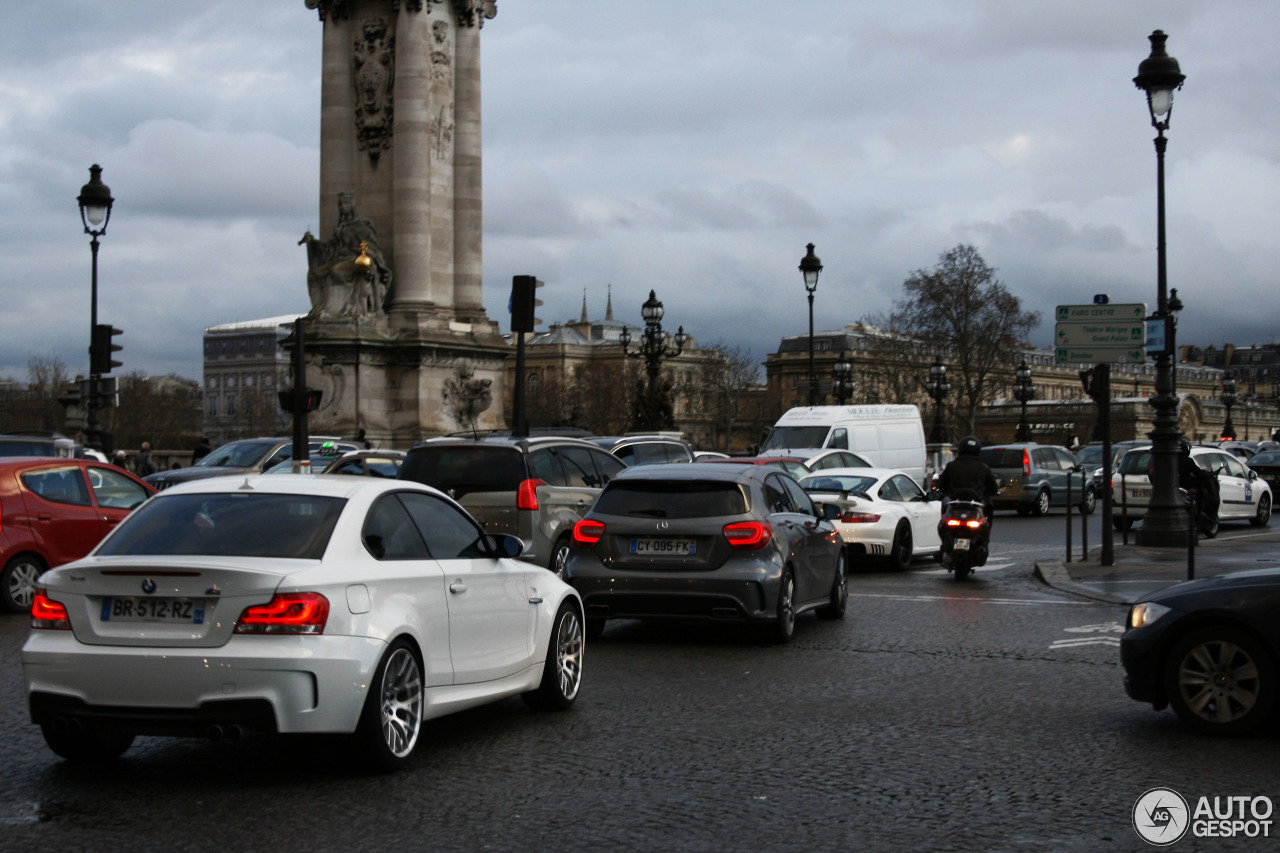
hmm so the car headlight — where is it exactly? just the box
[1128,601,1172,630]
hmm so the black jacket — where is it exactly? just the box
[937,455,998,501]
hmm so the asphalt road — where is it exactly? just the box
[1,536,1275,851]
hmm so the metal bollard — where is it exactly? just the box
[1186,492,1196,581]
[1065,472,1073,563]
[1120,473,1129,546]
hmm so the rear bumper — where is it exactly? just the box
[567,554,782,624]
[22,631,387,735]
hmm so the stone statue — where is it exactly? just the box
[443,362,493,431]
[299,192,392,322]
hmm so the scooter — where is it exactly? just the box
[937,496,990,580]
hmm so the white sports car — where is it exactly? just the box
[22,476,584,769]
[800,467,942,571]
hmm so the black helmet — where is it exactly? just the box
[958,435,981,456]
[1179,438,1192,455]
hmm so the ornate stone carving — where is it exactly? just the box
[299,192,393,323]
[443,362,493,431]
[452,0,497,28]
[354,17,395,164]
[305,0,352,22]
[429,106,454,160]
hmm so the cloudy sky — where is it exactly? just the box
[2,0,1277,384]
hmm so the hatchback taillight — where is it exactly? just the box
[1022,449,1031,477]
[235,593,329,634]
[572,518,605,547]
[723,520,773,550]
[517,479,545,511]
[31,591,70,630]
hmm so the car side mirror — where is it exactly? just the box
[821,503,842,521]
[489,533,524,559]
[926,491,942,502]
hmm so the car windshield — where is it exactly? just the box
[1250,452,1280,467]
[593,480,748,518]
[1117,450,1153,476]
[193,440,277,469]
[801,475,878,494]
[761,426,829,451]
[96,492,345,559]
[1075,446,1103,467]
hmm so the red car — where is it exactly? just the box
[0,458,154,613]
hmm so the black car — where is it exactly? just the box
[143,437,361,489]
[587,435,694,466]
[565,462,846,643]
[1121,568,1280,735]
[1247,450,1280,495]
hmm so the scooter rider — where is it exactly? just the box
[937,435,998,522]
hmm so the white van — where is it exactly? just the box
[760,405,928,485]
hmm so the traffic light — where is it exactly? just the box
[511,275,543,333]
[90,324,123,375]
[277,388,324,412]
[1079,363,1110,404]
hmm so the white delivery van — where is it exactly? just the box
[760,405,928,485]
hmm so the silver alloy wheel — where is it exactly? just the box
[1034,488,1051,517]
[1175,638,1261,726]
[379,647,423,759]
[551,538,571,580]
[554,608,584,702]
[4,556,42,612]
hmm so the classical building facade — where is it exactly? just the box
[202,315,300,445]
[765,324,1279,445]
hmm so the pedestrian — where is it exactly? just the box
[112,450,128,470]
[355,428,371,449]
[192,436,212,464]
[136,441,157,477]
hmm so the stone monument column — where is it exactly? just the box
[300,0,507,446]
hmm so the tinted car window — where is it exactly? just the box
[780,476,816,516]
[21,467,91,507]
[1032,449,1059,470]
[0,438,57,457]
[559,446,604,488]
[400,446,527,496]
[1118,450,1153,475]
[891,474,926,501]
[363,495,429,561]
[800,474,877,494]
[99,493,344,559]
[193,439,278,469]
[399,492,488,559]
[1251,452,1280,467]
[829,428,848,450]
[592,449,625,483]
[593,480,748,518]
[878,477,903,501]
[763,475,796,514]
[528,448,568,486]
[979,448,1024,468]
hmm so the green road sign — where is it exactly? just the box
[1054,319,1146,347]
[1054,346,1146,365]
[1055,303,1146,322]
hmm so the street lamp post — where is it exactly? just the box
[832,351,855,406]
[1244,387,1256,440]
[1133,30,1190,546]
[924,356,950,444]
[619,289,688,432]
[77,164,114,451]
[799,243,823,406]
[1013,359,1035,442]
[1220,375,1237,440]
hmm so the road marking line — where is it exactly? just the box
[1050,637,1120,648]
[849,593,1091,606]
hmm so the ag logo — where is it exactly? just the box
[1133,787,1190,846]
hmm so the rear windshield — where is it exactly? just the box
[979,448,1024,468]
[594,480,748,519]
[194,440,278,469]
[800,474,878,494]
[1117,450,1153,475]
[399,445,526,496]
[97,493,345,559]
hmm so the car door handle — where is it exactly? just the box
[528,596,543,604]
[449,580,467,594]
